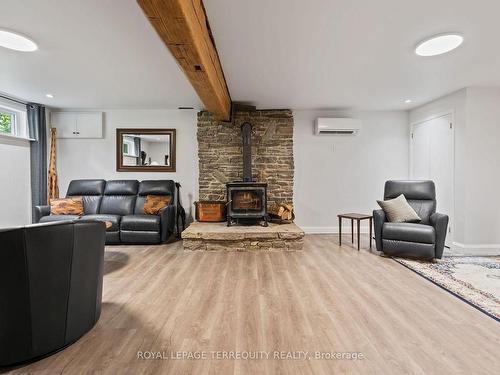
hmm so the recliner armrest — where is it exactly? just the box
[373,209,386,252]
[159,204,175,242]
[430,212,449,259]
[34,205,51,223]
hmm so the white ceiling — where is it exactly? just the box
[2,0,500,111]
[0,0,201,109]
[204,0,500,110]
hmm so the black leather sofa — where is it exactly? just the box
[0,221,105,367]
[373,180,449,260]
[35,179,176,244]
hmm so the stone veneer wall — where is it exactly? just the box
[197,109,294,207]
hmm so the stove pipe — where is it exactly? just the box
[241,122,252,182]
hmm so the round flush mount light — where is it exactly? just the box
[46,94,54,98]
[405,99,412,104]
[415,33,463,56]
[0,29,38,52]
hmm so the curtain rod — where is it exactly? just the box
[0,94,28,106]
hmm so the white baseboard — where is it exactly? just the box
[450,242,500,256]
[301,226,371,235]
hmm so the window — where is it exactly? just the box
[0,103,28,140]
[122,137,137,157]
[0,109,16,135]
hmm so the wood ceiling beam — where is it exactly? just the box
[137,0,231,121]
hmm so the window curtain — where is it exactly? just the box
[27,103,47,222]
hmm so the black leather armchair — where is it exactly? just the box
[0,221,105,366]
[373,180,449,260]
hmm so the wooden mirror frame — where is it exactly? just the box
[116,128,176,172]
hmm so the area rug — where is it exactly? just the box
[394,256,500,321]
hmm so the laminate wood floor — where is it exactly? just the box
[4,235,500,375]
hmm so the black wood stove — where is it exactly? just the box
[226,122,268,226]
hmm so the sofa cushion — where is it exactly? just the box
[81,214,121,232]
[406,199,435,225]
[377,194,421,223]
[66,180,105,215]
[121,215,160,232]
[39,215,80,223]
[104,180,138,195]
[79,196,102,215]
[67,179,106,196]
[138,180,174,196]
[99,196,136,216]
[135,180,174,214]
[144,195,171,215]
[50,197,84,216]
[383,222,435,244]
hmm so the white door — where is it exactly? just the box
[411,114,453,245]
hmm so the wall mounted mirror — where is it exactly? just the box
[116,128,176,172]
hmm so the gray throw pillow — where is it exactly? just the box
[377,194,421,223]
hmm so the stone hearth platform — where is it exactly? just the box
[182,222,305,251]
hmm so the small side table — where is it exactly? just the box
[337,213,373,251]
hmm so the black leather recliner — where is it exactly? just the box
[373,180,449,260]
[0,221,105,367]
[35,179,176,244]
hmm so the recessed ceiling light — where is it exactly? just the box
[405,99,412,104]
[0,29,38,52]
[415,33,463,57]
[46,94,54,98]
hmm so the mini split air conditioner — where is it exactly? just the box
[314,118,361,135]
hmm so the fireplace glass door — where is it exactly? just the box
[231,190,263,212]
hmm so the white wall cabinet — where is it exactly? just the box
[51,112,103,138]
